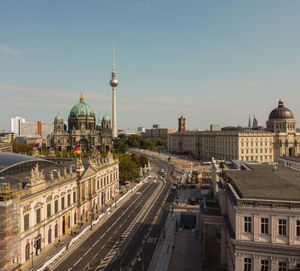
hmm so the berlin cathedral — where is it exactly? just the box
[52,92,113,152]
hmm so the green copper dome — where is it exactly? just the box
[69,93,95,118]
[55,113,63,121]
[102,115,110,121]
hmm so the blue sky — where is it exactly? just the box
[1,0,300,131]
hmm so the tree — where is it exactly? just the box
[119,154,139,182]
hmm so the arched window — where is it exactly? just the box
[74,212,76,225]
[55,224,58,239]
[48,228,52,244]
[25,243,30,261]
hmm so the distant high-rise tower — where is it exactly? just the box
[110,41,118,138]
[178,115,185,132]
[11,116,25,135]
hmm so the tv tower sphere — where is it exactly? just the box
[110,77,118,88]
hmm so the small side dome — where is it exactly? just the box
[102,115,110,122]
[55,113,63,121]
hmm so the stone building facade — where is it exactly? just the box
[52,93,113,152]
[0,152,119,267]
[168,99,300,162]
[202,159,300,271]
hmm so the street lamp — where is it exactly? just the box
[90,211,94,230]
[31,239,36,271]
[138,253,144,271]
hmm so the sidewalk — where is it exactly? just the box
[149,212,178,271]
[21,180,146,271]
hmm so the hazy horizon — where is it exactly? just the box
[1,0,300,131]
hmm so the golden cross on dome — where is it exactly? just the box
[80,89,84,101]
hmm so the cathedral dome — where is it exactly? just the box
[69,93,95,118]
[268,99,294,120]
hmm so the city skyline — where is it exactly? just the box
[1,0,300,131]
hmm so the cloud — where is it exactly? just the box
[0,45,23,55]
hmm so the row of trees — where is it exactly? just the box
[119,153,148,183]
[113,134,167,154]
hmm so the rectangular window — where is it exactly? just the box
[261,218,269,234]
[244,258,251,271]
[68,194,71,207]
[73,191,76,203]
[61,197,65,210]
[24,214,29,231]
[278,261,287,271]
[279,219,287,236]
[261,259,269,271]
[55,200,58,213]
[47,203,51,218]
[296,220,300,237]
[36,209,41,224]
[244,216,252,233]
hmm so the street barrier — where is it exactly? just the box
[36,246,66,271]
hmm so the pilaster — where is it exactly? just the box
[253,214,259,241]
[234,253,243,271]
[289,217,294,245]
[270,256,277,271]
[253,254,260,270]
[271,215,277,243]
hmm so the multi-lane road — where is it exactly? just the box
[51,153,176,271]
[106,155,176,271]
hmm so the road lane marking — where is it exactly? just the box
[84,247,92,256]
[73,256,82,266]
[92,253,99,260]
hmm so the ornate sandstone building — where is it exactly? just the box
[0,151,119,269]
[168,99,300,162]
[52,92,113,153]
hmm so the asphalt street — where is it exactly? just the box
[52,179,160,271]
[106,154,176,271]
[52,152,177,271]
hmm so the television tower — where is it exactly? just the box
[110,41,118,138]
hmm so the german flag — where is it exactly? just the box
[73,146,81,154]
